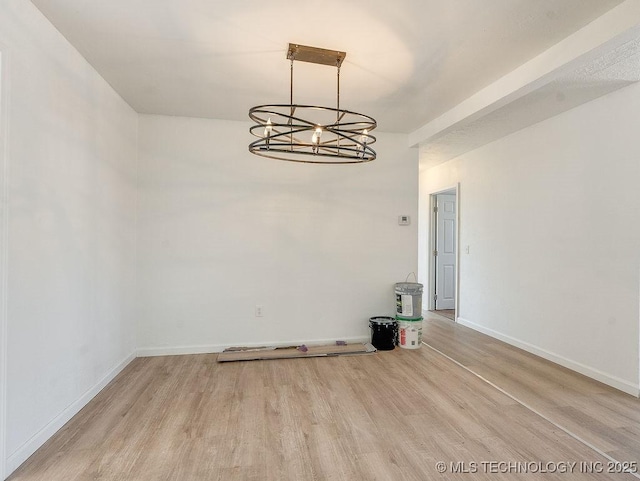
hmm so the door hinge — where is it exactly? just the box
[434,294,438,301]
[433,206,439,213]
[433,250,438,257]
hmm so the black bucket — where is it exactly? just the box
[369,316,397,351]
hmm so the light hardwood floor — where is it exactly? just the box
[432,309,455,321]
[422,314,640,466]
[8,318,640,480]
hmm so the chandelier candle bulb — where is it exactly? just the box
[264,118,272,149]
[361,129,368,156]
[314,127,322,152]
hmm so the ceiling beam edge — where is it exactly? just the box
[407,0,640,148]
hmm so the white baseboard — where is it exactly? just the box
[137,336,371,357]
[456,317,640,397]
[6,351,136,476]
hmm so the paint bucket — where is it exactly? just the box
[397,317,423,349]
[369,316,397,351]
[395,282,423,319]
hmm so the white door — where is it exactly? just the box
[435,194,456,310]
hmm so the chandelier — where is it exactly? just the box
[248,43,377,164]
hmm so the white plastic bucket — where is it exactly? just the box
[397,318,423,349]
[395,282,423,319]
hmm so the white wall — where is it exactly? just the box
[419,82,640,395]
[0,1,138,475]
[137,115,417,354]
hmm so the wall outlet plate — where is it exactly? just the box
[398,215,411,226]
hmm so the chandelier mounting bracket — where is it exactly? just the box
[286,43,346,68]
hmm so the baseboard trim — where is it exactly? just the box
[137,336,371,358]
[456,317,640,397]
[6,351,136,476]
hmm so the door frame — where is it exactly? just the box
[0,46,10,480]
[427,184,460,319]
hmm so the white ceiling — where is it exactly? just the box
[31,0,624,133]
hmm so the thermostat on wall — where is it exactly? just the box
[398,215,411,226]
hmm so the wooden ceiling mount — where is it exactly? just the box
[287,43,346,67]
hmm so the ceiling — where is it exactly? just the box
[31,0,624,133]
[418,32,640,163]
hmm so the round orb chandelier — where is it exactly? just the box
[249,43,377,164]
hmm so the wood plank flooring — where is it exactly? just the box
[421,314,640,467]
[432,309,455,321]
[8,319,640,480]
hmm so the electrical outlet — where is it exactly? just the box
[255,305,264,317]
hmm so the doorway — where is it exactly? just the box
[429,188,457,321]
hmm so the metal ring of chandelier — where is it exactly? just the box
[249,104,377,164]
